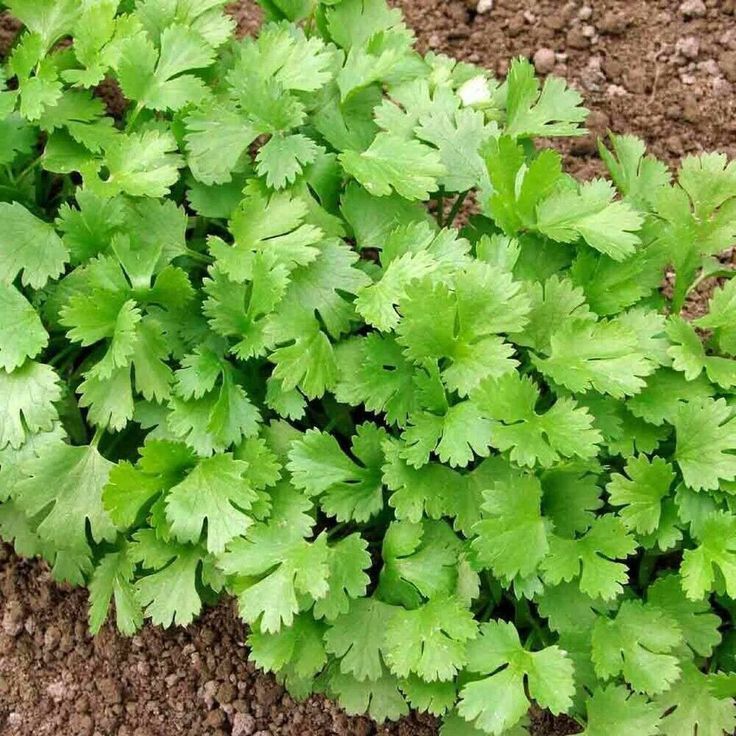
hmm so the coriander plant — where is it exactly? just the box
[1,0,736,734]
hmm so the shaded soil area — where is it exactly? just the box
[3,1,736,734]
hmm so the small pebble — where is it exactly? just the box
[476,0,493,13]
[578,5,593,20]
[567,26,591,50]
[720,50,736,81]
[232,713,257,736]
[698,58,721,76]
[676,36,700,59]
[680,0,707,17]
[598,11,629,35]
[683,95,700,122]
[533,47,556,74]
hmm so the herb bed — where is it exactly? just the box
[1,1,736,735]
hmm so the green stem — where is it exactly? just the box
[445,191,469,228]
[192,215,208,241]
[323,416,340,434]
[90,426,106,448]
[48,343,78,369]
[184,247,213,265]
[103,430,126,457]
[435,189,446,227]
[327,522,347,539]
[638,549,658,591]
[16,155,43,183]
[125,102,144,133]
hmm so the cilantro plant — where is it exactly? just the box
[2,0,736,733]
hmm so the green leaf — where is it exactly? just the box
[542,470,602,538]
[674,398,736,491]
[536,582,614,635]
[400,676,457,717]
[89,130,184,199]
[165,454,257,554]
[513,275,594,353]
[458,620,575,735]
[401,401,494,469]
[627,368,714,426]
[591,599,682,695]
[248,612,326,693]
[667,315,736,389]
[647,575,721,657]
[89,548,143,635]
[598,134,671,210]
[377,519,462,608]
[397,263,528,396]
[534,318,656,398]
[416,107,493,192]
[313,533,370,621]
[184,103,259,185]
[6,0,81,48]
[14,441,117,553]
[256,133,321,190]
[504,56,587,138]
[581,685,662,736]
[0,283,48,371]
[325,0,404,49]
[324,597,397,682]
[335,334,418,426]
[472,472,549,582]
[383,597,477,682]
[340,133,445,201]
[219,489,329,632]
[288,423,387,522]
[695,278,736,355]
[328,666,408,723]
[680,511,736,600]
[607,455,675,534]
[0,361,61,450]
[536,179,643,261]
[117,26,215,111]
[130,530,203,628]
[542,516,637,601]
[472,372,601,468]
[0,202,68,288]
[656,663,736,736]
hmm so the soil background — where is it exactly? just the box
[2,1,736,735]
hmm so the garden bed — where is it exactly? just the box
[2,1,736,735]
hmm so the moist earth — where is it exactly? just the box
[2,0,736,734]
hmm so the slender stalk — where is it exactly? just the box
[637,549,658,591]
[435,189,445,226]
[445,191,469,228]
[48,343,78,369]
[90,426,106,448]
[15,155,43,183]
[125,102,144,133]
[184,247,214,265]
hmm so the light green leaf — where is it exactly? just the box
[0,283,48,371]
[0,202,68,288]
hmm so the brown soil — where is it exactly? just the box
[3,1,736,735]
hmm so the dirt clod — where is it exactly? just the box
[680,0,707,18]
[533,47,557,74]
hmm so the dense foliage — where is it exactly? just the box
[1,0,736,733]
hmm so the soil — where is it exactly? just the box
[2,1,736,735]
